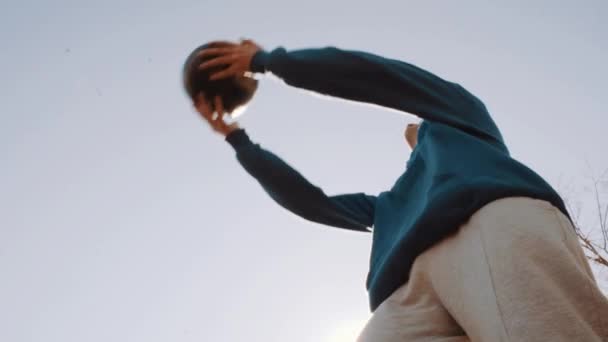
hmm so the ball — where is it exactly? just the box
[182,43,258,115]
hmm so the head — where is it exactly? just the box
[405,122,420,150]
[182,43,258,113]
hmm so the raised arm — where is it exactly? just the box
[200,41,505,146]
[194,90,376,232]
[226,129,376,232]
[255,47,503,144]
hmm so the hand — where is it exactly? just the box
[195,93,240,137]
[198,39,263,81]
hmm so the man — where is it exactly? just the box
[194,40,608,341]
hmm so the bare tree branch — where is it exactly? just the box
[569,168,608,269]
[593,178,607,249]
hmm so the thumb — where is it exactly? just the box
[239,38,256,46]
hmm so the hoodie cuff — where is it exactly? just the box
[225,129,252,150]
[250,50,271,73]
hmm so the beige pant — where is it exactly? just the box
[358,197,608,342]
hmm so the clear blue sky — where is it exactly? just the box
[1,1,607,341]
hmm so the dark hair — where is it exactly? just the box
[182,43,257,111]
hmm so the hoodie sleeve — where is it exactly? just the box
[251,47,505,146]
[225,129,376,232]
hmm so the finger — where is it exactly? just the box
[211,96,228,132]
[207,40,237,48]
[194,92,205,108]
[195,91,206,104]
[214,114,228,133]
[198,55,237,70]
[240,38,254,46]
[214,95,225,117]
[198,104,213,122]
[210,66,240,80]
[194,93,205,112]
[198,105,214,126]
[195,94,213,119]
[198,47,233,58]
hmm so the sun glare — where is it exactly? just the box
[229,105,248,120]
[324,318,369,342]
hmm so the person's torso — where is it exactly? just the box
[366,120,569,311]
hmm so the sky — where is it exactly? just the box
[1,1,607,341]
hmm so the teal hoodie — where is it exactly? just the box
[225,46,570,311]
